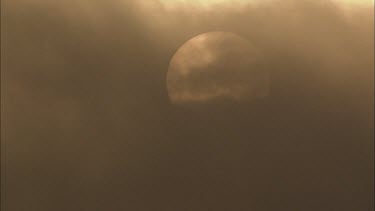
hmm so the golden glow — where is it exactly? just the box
[156,0,373,10]
[159,0,247,6]
[156,0,254,9]
[340,0,374,4]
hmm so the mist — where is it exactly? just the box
[2,0,373,210]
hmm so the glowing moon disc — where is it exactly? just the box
[167,32,269,105]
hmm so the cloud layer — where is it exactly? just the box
[2,0,374,210]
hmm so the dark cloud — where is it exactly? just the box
[2,0,373,210]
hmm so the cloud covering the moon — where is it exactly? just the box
[2,0,373,210]
[167,32,269,104]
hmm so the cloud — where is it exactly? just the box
[2,0,373,210]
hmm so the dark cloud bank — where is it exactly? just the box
[2,0,374,210]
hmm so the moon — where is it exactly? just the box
[167,31,270,105]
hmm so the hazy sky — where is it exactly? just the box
[2,0,374,210]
